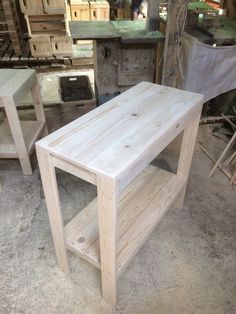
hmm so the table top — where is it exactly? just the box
[37,82,203,180]
[0,69,36,103]
[69,20,164,43]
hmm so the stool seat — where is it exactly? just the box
[0,69,47,174]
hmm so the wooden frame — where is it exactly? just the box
[0,69,48,175]
[36,82,203,304]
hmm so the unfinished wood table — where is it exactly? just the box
[36,82,204,304]
[0,69,47,175]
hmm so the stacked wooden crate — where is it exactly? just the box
[0,0,24,56]
[19,0,73,57]
[70,0,109,21]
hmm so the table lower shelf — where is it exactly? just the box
[0,119,45,158]
[64,165,185,275]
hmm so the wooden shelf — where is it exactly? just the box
[64,165,185,275]
[0,119,45,158]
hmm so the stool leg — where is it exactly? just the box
[175,112,201,209]
[97,175,117,305]
[4,96,32,175]
[31,79,48,136]
[37,147,70,273]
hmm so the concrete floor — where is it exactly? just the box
[0,73,236,313]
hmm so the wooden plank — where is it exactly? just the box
[146,0,160,31]
[25,14,67,37]
[175,112,201,208]
[43,0,66,14]
[64,166,185,275]
[162,0,188,87]
[19,0,44,15]
[36,82,203,192]
[0,119,45,158]
[209,131,236,177]
[52,155,97,185]
[36,148,70,272]
[97,174,117,304]
[0,69,36,104]
[3,97,32,174]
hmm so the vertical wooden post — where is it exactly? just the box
[97,175,118,305]
[146,0,160,32]
[36,148,70,273]
[176,112,201,208]
[4,96,32,175]
[31,78,48,136]
[162,0,188,87]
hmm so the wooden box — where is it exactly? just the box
[52,35,73,56]
[29,36,53,57]
[89,1,109,21]
[19,0,44,15]
[70,2,90,21]
[25,14,68,37]
[43,0,66,14]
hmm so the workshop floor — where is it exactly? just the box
[0,71,236,314]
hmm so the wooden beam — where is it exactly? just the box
[146,0,160,32]
[224,0,236,18]
[162,0,188,87]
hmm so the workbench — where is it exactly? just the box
[36,82,203,304]
[70,20,164,97]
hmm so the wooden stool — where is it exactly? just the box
[36,82,203,304]
[0,69,48,175]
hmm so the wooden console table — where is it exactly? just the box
[0,69,47,174]
[36,82,203,304]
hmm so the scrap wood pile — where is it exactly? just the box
[0,0,24,56]
[200,114,236,185]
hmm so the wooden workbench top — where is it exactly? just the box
[69,20,165,43]
[36,82,203,180]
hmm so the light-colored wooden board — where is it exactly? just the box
[36,82,203,191]
[19,0,44,15]
[43,0,66,14]
[37,148,70,272]
[0,119,45,158]
[52,155,97,185]
[64,166,185,275]
[0,69,36,104]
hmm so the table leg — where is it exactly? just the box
[37,148,70,273]
[31,79,48,136]
[4,96,32,175]
[97,175,118,305]
[176,112,201,208]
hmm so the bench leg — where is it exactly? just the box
[97,175,118,305]
[176,112,201,209]
[37,148,70,273]
[31,79,48,136]
[4,97,32,175]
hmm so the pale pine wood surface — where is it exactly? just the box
[0,69,36,104]
[64,166,185,276]
[37,82,204,180]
